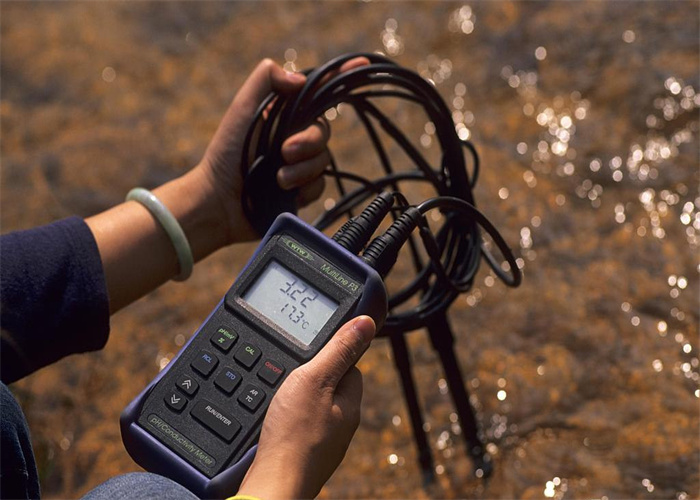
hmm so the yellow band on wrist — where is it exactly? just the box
[227,495,263,500]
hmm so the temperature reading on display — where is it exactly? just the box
[242,260,339,346]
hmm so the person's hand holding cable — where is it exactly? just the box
[198,57,364,245]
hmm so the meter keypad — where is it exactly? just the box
[191,350,219,377]
[214,367,242,395]
[234,343,262,369]
[237,384,266,412]
[181,333,280,445]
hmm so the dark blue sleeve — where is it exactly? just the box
[1,216,110,384]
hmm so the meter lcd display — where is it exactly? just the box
[242,260,339,346]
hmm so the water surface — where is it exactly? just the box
[1,2,697,498]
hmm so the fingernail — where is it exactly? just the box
[352,316,376,344]
[277,169,292,189]
[283,141,301,155]
[286,71,306,84]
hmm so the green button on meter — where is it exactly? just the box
[210,327,238,353]
[234,343,261,369]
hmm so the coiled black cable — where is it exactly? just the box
[240,52,521,335]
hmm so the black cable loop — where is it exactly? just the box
[240,53,520,336]
[350,101,426,274]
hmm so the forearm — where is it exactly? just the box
[86,167,229,314]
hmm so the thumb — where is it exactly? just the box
[233,58,306,116]
[303,316,376,389]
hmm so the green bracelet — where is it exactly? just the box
[126,187,194,282]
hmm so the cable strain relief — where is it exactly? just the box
[361,207,421,277]
[332,191,395,255]
[332,217,357,241]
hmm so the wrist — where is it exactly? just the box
[152,168,231,262]
[195,159,262,245]
[237,453,308,500]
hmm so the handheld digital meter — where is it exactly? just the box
[121,213,387,498]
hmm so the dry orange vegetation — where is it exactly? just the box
[1,2,698,499]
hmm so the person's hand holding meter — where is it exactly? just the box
[236,315,376,500]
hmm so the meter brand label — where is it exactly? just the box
[282,238,313,260]
[321,264,359,292]
[280,235,359,292]
[147,414,216,469]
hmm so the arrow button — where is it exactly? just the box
[176,374,199,397]
[165,391,187,412]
